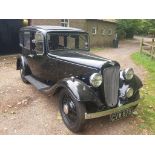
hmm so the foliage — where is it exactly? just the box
[136,20,151,35]
[131,52,155,133]
[116,19,155,39]
[116,19,140,39]
[137,19,155,36]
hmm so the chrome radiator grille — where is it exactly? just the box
[103,66,120,107]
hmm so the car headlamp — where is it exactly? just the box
[123,68,134,80]
[126,87,134,98]
[89,73,102,88]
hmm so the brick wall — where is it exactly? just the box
[30,19,61,25]
[30,19,85,28]
[86,19,116,47]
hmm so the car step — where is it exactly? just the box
[25,75,50,91]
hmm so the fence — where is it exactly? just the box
[140,38,155,59]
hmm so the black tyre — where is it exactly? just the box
[59,88,86,133]
[20,64,30,84]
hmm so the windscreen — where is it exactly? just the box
[47,32,89,51]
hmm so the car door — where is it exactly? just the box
[28,31,57,83]
[22,31,34,70]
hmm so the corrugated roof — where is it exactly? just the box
[87,19,117,23]
[102,19,117,23]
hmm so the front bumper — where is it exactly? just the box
[85,98,143,119]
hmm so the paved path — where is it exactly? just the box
[0,37,149,135]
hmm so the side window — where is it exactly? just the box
[34,32,44,55]
[23,31,30,50]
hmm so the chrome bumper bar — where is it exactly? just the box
[85,99,143,120]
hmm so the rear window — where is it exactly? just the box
[19,31,23,47]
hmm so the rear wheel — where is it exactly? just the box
[59,89,86,133]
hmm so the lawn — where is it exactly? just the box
[131,52,155,134]
[91,47,104,52]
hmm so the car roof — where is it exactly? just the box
[20,25,86,33]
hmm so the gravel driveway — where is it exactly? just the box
[0,37,150,135]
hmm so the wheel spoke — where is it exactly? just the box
[62,95,77,123]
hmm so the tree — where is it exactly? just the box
[116,19,155,39]
[116,19,140,39]
[136,20,151,35]
[147,20,155,38]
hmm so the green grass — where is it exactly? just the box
[131,52,155,133]
[91,47,105,52]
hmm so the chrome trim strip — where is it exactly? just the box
[85,99,143,119]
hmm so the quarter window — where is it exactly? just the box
[61,19,69,27]
[19,32,23,47]
[92,27,97,35]
[23,31,30,50]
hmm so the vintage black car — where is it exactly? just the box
[17,26,143,132]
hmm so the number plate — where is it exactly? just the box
[110,108,133,121]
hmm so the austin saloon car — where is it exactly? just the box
[16,26,143,132]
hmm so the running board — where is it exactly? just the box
[25,75,50,91]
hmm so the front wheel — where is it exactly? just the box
[59,89,86,133]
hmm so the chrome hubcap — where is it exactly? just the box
[62,95,77,123]
[63,104,69,114]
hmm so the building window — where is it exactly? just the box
[61,19,69,27]
[107,29,113,35]
[102,28,106,35]
[92,27,97,35]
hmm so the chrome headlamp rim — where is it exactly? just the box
[123,68,134,80]
[126,87,134,98]
[89,73,103,88]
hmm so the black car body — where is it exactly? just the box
[17,26,143,132]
